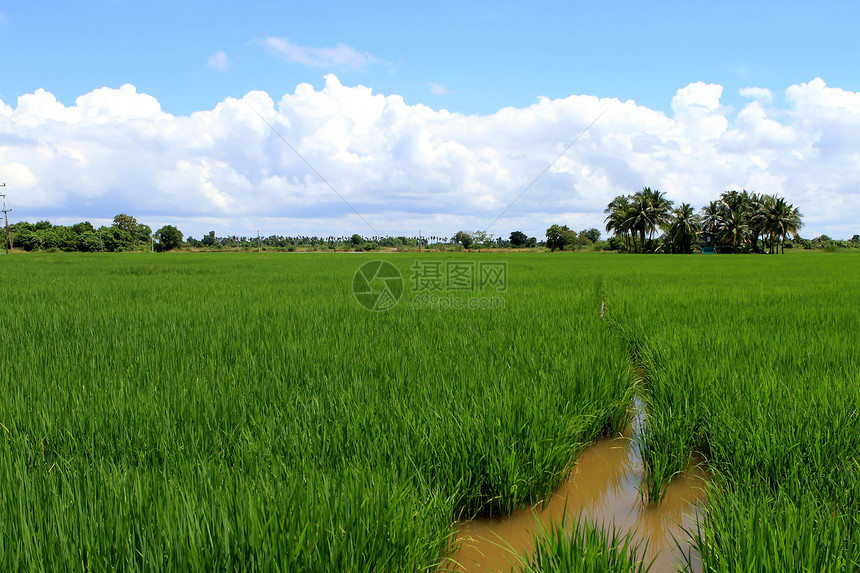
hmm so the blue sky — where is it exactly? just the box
[5,1,859,117]
[1,1,859,239]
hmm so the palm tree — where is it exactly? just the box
[746,191,768,253]
[701,201,720,233]
[628,187,674,252]
[604,195,634,252]
[664,203,701,254]
[718,207,747,253]
[759,195,803,253]
[779,202,803,253]
[605,188,673,253]
[643,187,674,242]
[701,190,757,253]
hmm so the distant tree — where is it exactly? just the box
[604,195,634,252]
[573,230,595,249]
[350,233,363,246]
[545,224,577,251]
[702,190,761,253]
[760,195,803,254]
[71,221,94,234]
[582,228,601,243]
[470,230,493,250]
[111,213,153,244]
[634,187,673,250]
[134,224,152,243]
[851,235,860,245]
[84,231,102,252]
[112,214,138,234]
[604,188,674,252]
[509,231,528,247]
[100,226,136,252]
[155,225,183,252]
[663,203,701,254]
[202,231,216,247]
[453,231,473,250]
[698,191,746,253]
[607,235,626,251]
[525,237,537,248]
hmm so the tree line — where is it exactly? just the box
[9,214,182,252]
[604,188,808,254]
[5,199,856,254]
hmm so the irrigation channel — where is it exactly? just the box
[444,298,711,572]
[443,401,709,572]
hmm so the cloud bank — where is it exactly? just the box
[0,76,858,239]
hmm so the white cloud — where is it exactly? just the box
[740,87,773,103]
[207,50,230,71]
[264,37,376,69]
[0,76,858,239]
[428,82,450,95]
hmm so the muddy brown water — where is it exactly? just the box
[442,429,710,572]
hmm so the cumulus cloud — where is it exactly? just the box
[0,76,858,239]
[207,50,230,71]
[740,86,773,103]
[264,37,376,69]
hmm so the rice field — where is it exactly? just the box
[0,251,857,571]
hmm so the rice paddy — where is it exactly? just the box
[0,251,857,571]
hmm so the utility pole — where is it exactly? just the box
[0,183,10,254]
[418,230,422,253]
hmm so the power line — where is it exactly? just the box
[0,183,11,254]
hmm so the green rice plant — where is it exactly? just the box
[2,250,857,570]
[687,485,860,572]
[521,518,652,573]
[0,252,635,571]
[603,253,860,569]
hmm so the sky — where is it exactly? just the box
[1,0,859,240]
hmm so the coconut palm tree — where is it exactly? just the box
[701,190,756,253]
[605,188,673,253]
[778,202,803,253]
[664,203,701,254]
[758,195,803,253]
[629,191,650,252]
[629,187,673,251]
[701,201,721,233]
[604,195,634,252]
[745,191,769,253]
[642,187,674,242]
[718,207,747,253]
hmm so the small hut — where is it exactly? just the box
[699,231,716,254]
